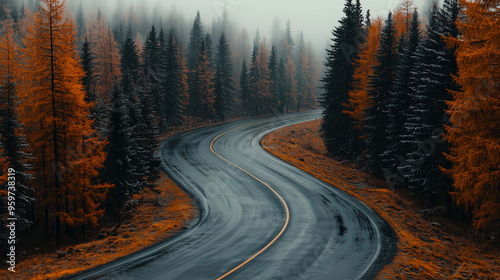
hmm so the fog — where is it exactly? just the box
[67,0,431,58]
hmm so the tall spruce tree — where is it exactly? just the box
[214,33,234,121]
[142,25,165,131]
[163,29,186,128]
[383,11,421,186]
[103,82,138,215]
[81,36,96,104]
[239,60,251,115]
[321,0,364,159]
[278,56,287,113]
[187,11,204,117]
[268,45,281,110]
[364,12,398,179]
[401,1,458,201]
[76,2,85,43]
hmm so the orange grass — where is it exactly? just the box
[9,175,197,280]
[262,119,500,280]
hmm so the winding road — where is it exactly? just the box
[68,110,396,280]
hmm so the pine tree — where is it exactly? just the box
[383,11,421,186]
[80,36,96,104]
[214,33,234,121]
[21,0,110,242]
[204,32,214,68]
[239,60,251,115]
[445,0,499,232]
[142,25,165,131]
[187,11,205,117]
[196,41,215,121]
[295,31,306,98]
[401,1,458,201]
[268,45,281,110]
[321,0,364,159]
[76,2,85,43]
[284,19,294,57]
[284,54,297,113]
[364,12,398,178]
[102,82,137,215]
[163,29,187,129]
[0,19,34,230]
[248,42,260,115]
[121,27,140,84]
[249,43,271,115]
[136,78,161,190]
[278,57,287,113]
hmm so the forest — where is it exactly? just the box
[0,0,498,277]
[0,0,321,248]
[322,0,499,233]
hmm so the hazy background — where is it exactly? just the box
[68,0,432,57]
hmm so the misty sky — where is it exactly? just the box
[71,0,432,55]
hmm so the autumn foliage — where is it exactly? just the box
[20,0,109,242]
[345,17,382,131]
[445,0,500,232]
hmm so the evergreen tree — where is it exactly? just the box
[187,11,205,116]
[136,79,161,189]
[187,11,204,70]
[76,2,85,43]
[278,56,287,113]
[364,11,398,178]
[80,36,96,104]
[401,1,458,201]
[383,11,421,185]
[268,45,281,110]
[204,32,214,68]
[214,33,234,121]
[103,82,138,216]
[248,42,259,115]
[195,41,215,121]
[120,27,140,85]
[142,25,165,131]
[239,60,251,115]
[163,29,187,128]
[284,19,294,58]
[321,0,364,159]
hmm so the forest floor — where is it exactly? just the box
[12,175,197,280]
[261,119,500,280]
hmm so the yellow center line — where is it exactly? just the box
[210,120,290,280]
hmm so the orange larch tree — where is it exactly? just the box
[0,19,35,228]
[345,17,383,140]
[21,0,110,242]
[445,0,500,232]
[394,0,416,37]
[88,13,121,102]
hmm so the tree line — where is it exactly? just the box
[322,0,499,233]
[0,0,322,246]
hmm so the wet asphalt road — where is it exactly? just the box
[67,110,396,280]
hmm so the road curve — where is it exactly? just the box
[67,110,396,280]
